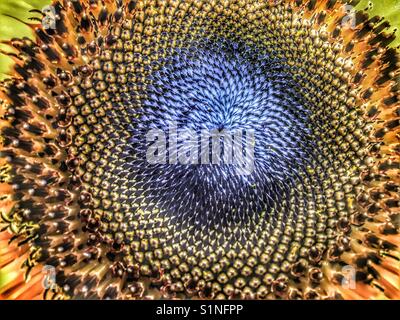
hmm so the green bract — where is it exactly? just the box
[356,0,400,47]
[0,0,50,80]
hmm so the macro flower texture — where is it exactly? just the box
[0,0,399,300]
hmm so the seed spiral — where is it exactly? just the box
[0,0,399,300]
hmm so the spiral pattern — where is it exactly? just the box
[0,0,399,300]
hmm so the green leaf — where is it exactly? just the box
[0,0,50,80]
[356,0,400,48]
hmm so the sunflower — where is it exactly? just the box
[0,0,399,300]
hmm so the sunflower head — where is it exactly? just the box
[0,0,399,300]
